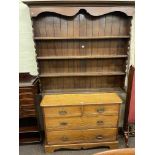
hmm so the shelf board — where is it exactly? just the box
[42,87,125,95]
[19,126,39,133]
[39,72,126,77]
[19,137,41,144]
[34,36,130,40]
[37,55,128,60]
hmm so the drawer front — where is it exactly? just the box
[20,104,35,110]
[43,106,82,118]
[82,115,118,128]
[19,98,34,106]
[83,104,120,116]
[83,128,117,143]
[19,92,34,100]
[20,110,36,118]
[46,130,83,144]
[19,87,33,93]
[45,117,82,130]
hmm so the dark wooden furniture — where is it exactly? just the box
[41,93,122,153]
[93,148,135,155]
[19,72,41,144]
[123,66,135,147]
[23,0,135,95]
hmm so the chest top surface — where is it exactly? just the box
[41,93,122,107]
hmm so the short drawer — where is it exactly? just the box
[83,128,117,143]
[19,92,34,100]
[83,104,120,116]
[43,106,82,118]
[46,130,83,144]
[19,87,33,93]
[19,98,34,106]
[20,110,36,118]
[45,117,82,130]
[82,115,118,128]
[20,104,35,110]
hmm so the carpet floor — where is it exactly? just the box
[19,136,134,155]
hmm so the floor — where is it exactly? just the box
[19,136,135,155]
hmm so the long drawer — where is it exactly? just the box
[46,128,117,144]
[45,115,118,130]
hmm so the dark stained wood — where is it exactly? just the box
[37,55,128,59]
[19,73,41,144]
[34,36,130,40]
[25,1,133,94]
[39,71,126,77]
[123,65,135,147]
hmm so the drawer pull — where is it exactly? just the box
[61,137,69,141]
[97,120,104,125]
[96,108,104,113]
[96,135,104,140]
[59,111,67,115]
[60,122,68,126]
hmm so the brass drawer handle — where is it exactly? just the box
[60,122,68,126]
[97,120,104,125]
[96,108,104,113]
[59,111,67,115]
[61,136,69,141]
[96,135,104,140]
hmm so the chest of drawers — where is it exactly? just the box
[41,93,122,153]
[19,73,41,144]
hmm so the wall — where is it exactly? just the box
[19,1,38,75]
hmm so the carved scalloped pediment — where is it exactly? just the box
[29,6,134,17]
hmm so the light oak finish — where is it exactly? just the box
[41,93,122,106]
[45,115,118,130]
[83,104,120,116]
[43,106,82,117]
[41,93,122,153]
[44,141,119,153]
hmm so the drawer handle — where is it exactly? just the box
[96,108,104,113]
[97,120,104,125]
[60,122,68,126]
[59,111,67,115]
[96,135,104,140]
[61,137,68,141]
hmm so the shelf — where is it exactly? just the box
[37,55,128,60]
[42,87,125,95]
[19,137,41,144]
[39,72,125,77]
[19,126,39,133]
[34,36,130,40]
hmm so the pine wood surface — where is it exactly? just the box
[45,115,118,130]
[41,93,122,152]
[41,93,122,106]
[46,128,117,144]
